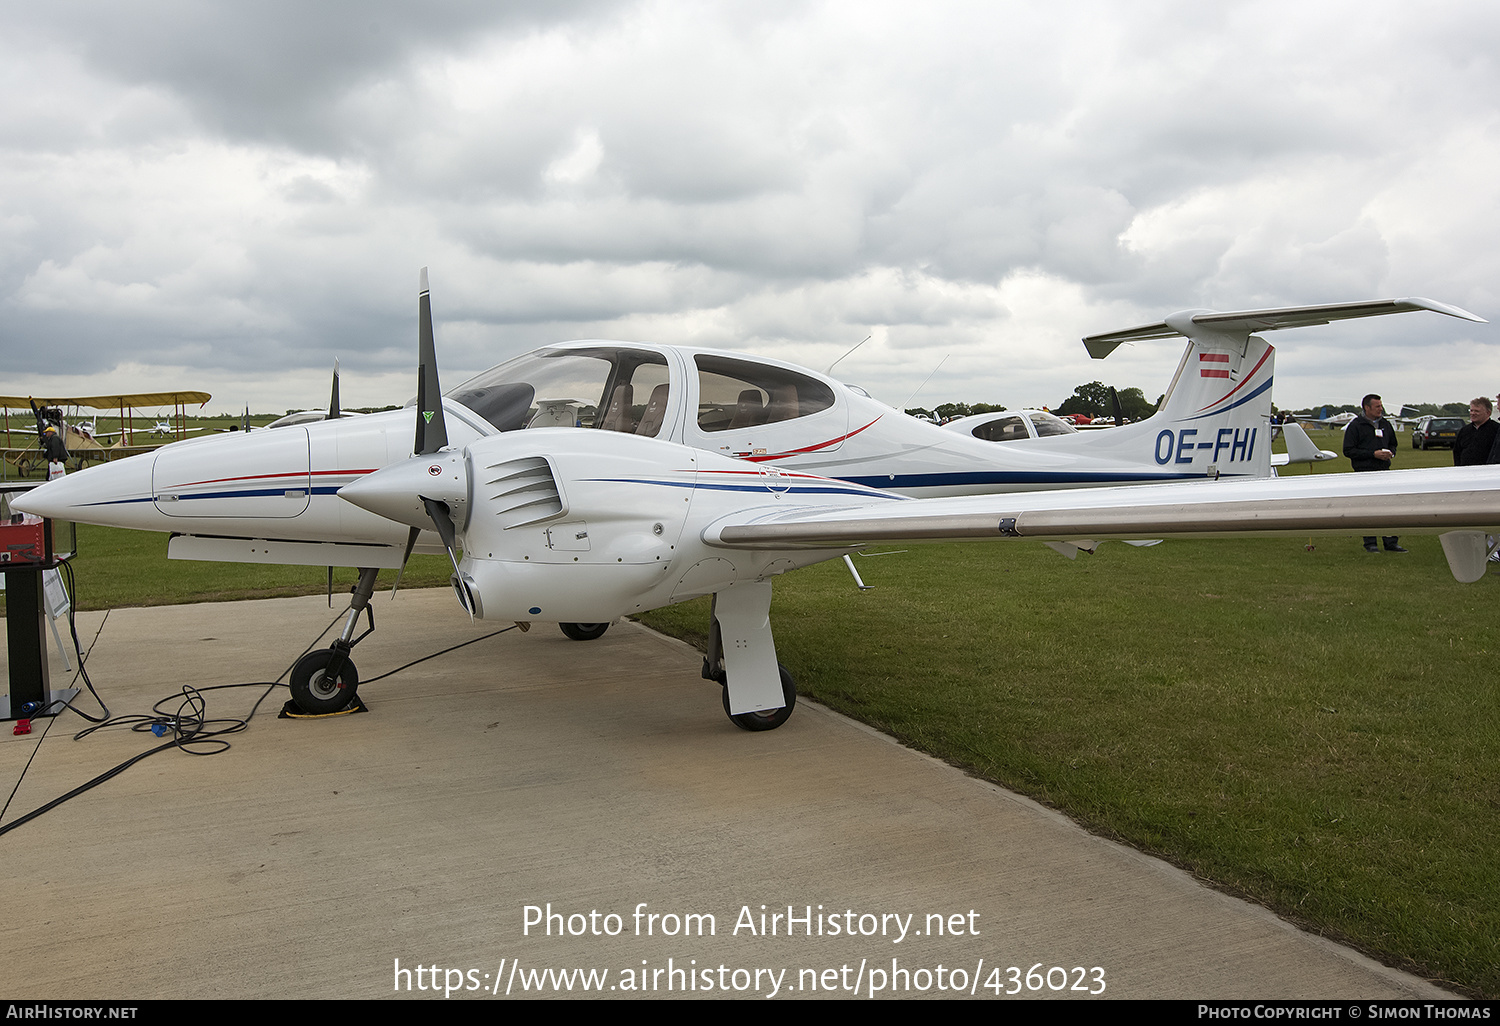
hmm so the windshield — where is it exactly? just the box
[445,347,671,435]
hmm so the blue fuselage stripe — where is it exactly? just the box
[1181,377,1274,422]
[835,470,1208,489]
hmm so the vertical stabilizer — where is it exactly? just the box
[1141,334,1275,479]
[1078,297,1487,481]
[1078,333,1274,481]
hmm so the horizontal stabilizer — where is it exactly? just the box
[1274,421,1338,466]
[1084,298,1485,358]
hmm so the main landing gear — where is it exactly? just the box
[712,663,797,731]
[289,567,379,715]
[702,583,797,731]
[559,622,610,641]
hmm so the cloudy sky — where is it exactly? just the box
[3,0,1498,417]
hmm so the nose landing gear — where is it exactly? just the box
[288,566,379,715]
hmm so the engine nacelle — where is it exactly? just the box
[454,430,700,622]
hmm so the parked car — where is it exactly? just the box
[1412,416,1464,450]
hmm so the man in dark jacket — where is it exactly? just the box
[39,424,68,481]
[1343,394,1403,552]
[1455,398,1498,466]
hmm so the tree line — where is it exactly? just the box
[907,381,1161,422]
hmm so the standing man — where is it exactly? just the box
[1455,397,1498,466]
[1343,393,1404,553]
[39,424,68,481]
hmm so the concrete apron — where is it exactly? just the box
[0,590,1448,999]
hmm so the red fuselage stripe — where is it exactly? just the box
[740,416,884,463]
[1195,345,1273,413]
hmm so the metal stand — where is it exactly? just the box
[1,561,78,720]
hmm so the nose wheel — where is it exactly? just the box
[287,566,379,716]
[290,646,360,715]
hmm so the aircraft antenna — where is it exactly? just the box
[899,354,949,411]
[826,335,872,375]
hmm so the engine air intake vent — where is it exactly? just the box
[482,456,563,529]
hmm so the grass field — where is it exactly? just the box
[3,424,1496,994]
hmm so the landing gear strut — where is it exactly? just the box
[289,567,379,714]
[702,583,797,731]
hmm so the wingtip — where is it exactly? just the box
[1403,297,1487,324]
[419,267,429,294]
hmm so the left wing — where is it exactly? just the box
[703,466,1500,580]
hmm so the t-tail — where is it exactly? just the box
[1081,298,1486,481]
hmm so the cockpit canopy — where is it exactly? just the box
[446,346,670,435]
[443,344,844,443]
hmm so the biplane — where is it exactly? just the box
[1,390,210,479]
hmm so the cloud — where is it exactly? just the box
[0,0,1495,415]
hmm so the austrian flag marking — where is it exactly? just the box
[1199,352,1230,378]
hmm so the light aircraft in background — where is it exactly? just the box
[14,277,1493,730]
[1306,409,1359,429]
[942,408,1082,441]
[948,407,1337,474]
[1302,405,1424,431]
[2,390,211,475]
[151,420,210,438]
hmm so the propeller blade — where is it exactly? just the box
[1110,386,1125,426]
[414,267,449,456]
[422,496,457,552]
[328,359,341,420]
[389,525,421,599]
[423,496,472,620]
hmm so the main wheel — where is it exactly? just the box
[721,663,797,731]
[289,648,359,715]
[559,622,610,641]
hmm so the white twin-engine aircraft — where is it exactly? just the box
[15,273,1493,730]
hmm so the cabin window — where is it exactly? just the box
[970,415,1028,442]
[693,355,834,433]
